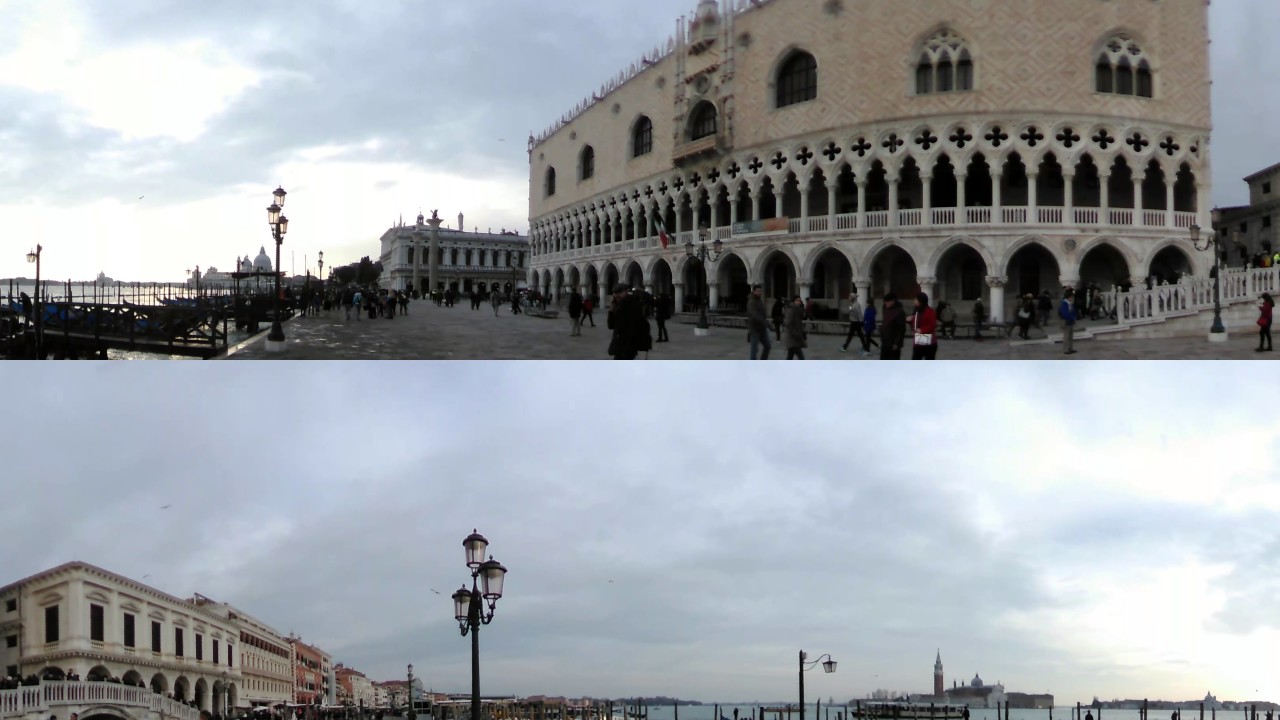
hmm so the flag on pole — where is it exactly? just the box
[656,216,671,249]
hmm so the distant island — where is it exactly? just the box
[610,699,705,707]
[1092,695,1277,711]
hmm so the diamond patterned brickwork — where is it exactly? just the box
[530,0,1209,220]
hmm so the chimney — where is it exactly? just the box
[459,212,464,232]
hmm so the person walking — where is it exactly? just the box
[1016,293,1034,340]
[491,290,502,317]
[839,294,865,354]
[1060,288,1079,355]
[607,286,649,360]
[879,293,906,360]
[1037,290,1052,329]
[909,292,939,360]
[1257,292,1274,352]
[568,290,583,337]
[770,296,785,342]
[861,299,880,356]
[746,284,773,360]
[972,297,986,341]
[582,295,595,327]
[655,294,671,343]
[352,289,363,322]
[937,301,956,340]
[783,295,807,360]
[342,287,354,321]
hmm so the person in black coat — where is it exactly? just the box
[655,294,671,342]
[770,297,785,341]
[607,286,650,360]
[879,293,907,360]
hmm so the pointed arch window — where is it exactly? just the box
[545,167,557,197]
[580,146,595,181]
[689,101,718,141]
[632,116,653,158]
[775,50,818,108]
[914,30,974,96]
[1096,34,1154,98]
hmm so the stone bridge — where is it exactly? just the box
[0,682,199,720]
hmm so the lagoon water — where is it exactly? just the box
[637,709,1242,720]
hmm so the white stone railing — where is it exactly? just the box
[0,682,200,720]
[1104,266,1280,327]
[532,210,1205,266]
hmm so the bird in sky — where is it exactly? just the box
[160,505,171,510]
[429,589,441,595]
[143,575,151,579]
[608,580,615,583]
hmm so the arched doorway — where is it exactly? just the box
[869,245,919,301]
[624,261,644,289]
[87,666,111,682]
[585,265,600,300]
[935,244,989,317]
[1007,242,1061,299]
[567,266,580,293]
[553,268,565,298]
[83,713,132,720]
[1149,246,1193,285]
[212,682,223,715]
[651,259,674,299]
[603,264,620,294]
[150,672,169,695]
[39,667,66,681]
[194,678,208,711]
[683,259,708,312]
[228,683,238,712]
[715,254,750,311]
[174,676,191,703]
[809,248,853,317]
[1080,242,1131,291]
[760,250,798,301]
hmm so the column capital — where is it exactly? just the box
[985,275,1010,288]
[854,277,872,286]
[916,276,938,286]
[1059,276,1081,289]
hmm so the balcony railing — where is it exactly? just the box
[532,209,1203,264]
[1,681,200,720]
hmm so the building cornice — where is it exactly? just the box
[20,648,243,679]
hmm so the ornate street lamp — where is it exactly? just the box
[25,244,42,359]
[266,187,289,350]
[452,530,508,720]
[685,225,723,334]
[406,664,415,720]
[318,251,325,295]
[1191,209,1226,340]
[798,650,836,720]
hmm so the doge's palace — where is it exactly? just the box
[527,0,1212,322]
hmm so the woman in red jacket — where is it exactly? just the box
[1257,292,1274,352]
[910,292,939,360]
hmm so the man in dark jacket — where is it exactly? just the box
[655,294,671,343]
[746,285,772,360]
[607,286,649,360]
[1060,288,1078,355]
[879,293,907,360]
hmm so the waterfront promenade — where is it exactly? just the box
[225,301,1278,360]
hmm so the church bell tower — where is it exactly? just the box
[934,650,944,697]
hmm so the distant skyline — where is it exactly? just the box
[0,0,1278,282]
[1,364,1277,704]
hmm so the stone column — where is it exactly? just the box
[427,215,443,293]
[800,175,811,226]
[1027,172,1039,223]
[1063,173,1075,223]
[751,189,762,222]
[730,196,739,227]
[956,174,967,223]
[692,203,701,237]
[917,276,937,303]
[827,181,838,228]
[1133,178,1145,216]
[855,278,872,309]
[412,229,423,295]
[1165,180,1176,228]
[708,282,720,311]
[888,177,900,227]
[674,202,683,237]
[673,282,685,314]
[773,189,784,220]
[1100,172,1111,222]
[856,180,867,229]
[710,203,719,233]
[987,276,1008,325]
[991,172,1004,224]
[921,175,933,226]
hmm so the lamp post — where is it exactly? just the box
[451,530,509,720]
[222,671,231,719]
[798,650,836,720]
[25,244,42,359]
[266,186,290,351]
[685,225,722,335]
[1191,209,1226,341]
[510,254,520,298]
[318,251,324,296]
[406,664,415,720]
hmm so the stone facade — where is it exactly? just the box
[188,597,293,709]
[0,563,241,714]
[1219,162,1280,262]
[527,0,1212,322]
[378,214,530,296]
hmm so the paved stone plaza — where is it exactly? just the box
[224,302,1278,360]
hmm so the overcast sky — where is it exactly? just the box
[0,0,1276,282]
[3,364,1278,705]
